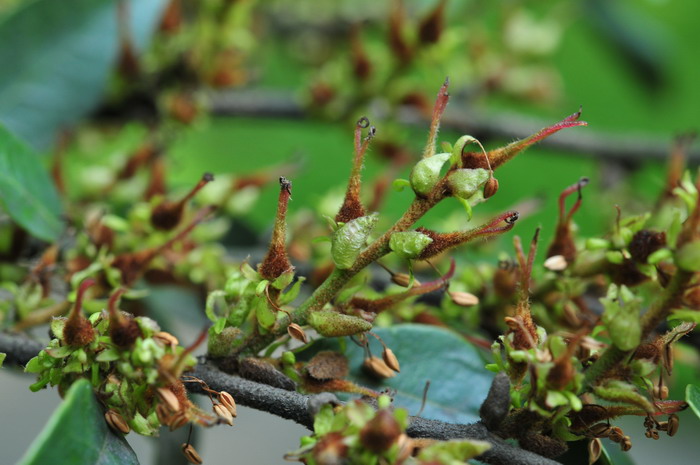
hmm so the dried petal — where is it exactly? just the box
[449,291,479,307]
[181,443,203,465]
[157,387,181,413]
[363,356,396,379]
[382,348,400,373]
[544,254,568,271]
[213,403,234,426]
[287,323,308,344]
[219,391,237,417]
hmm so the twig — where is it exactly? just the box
[0,332,558,465]
[208,90,700,163]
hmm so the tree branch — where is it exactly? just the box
[208,90,699,163]
[0,331,559,465]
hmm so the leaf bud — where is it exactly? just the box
[382,348,400,373]
[409,153,451,196]
[181,443,203,465]
[331,214,379,269]
[363,356,396,379]
[105,409,130,434]
[218,391,237,417]
[389,231,434,260]
[446,168,490,200]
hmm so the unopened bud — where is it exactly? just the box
[157,387,181,413]
[213,403,234,426]
[218,391,237,417]
[588,438,602,465]
[544,255,568,271]
[105,409,130,434]
[667,414,679,437]
[449,291,479,307]
[181,443,203,465]
[483,176,500,199]
[287,323,308,344]
[363,356,396,379]
[382,348,400,373]
[391,273,418,287]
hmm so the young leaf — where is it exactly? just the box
[687,384,700,420]
[0,124,63,241]
[17,379,139,465]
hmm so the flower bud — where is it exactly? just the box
[360,410,401,453]
[382,348,400,373]
[588,438,602,465]
[287,323,308,344]
[363,356,396,379]
[667,414,679,437]
[218,391,237,417]
[105,409,130,434]
[213,403,234,426]
[483,176,500,199]
[448,291,479,307]
[544,254,568,271]
[181,443,203,465]
[157,387,181,413]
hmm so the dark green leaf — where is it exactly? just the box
[0,0,168,148]
[300,324,493,423]
[0,124,63,241]
[686,384,700,420]
[17,378,139,465]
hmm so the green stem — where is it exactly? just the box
[582,269,693,389]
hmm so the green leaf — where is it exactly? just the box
[0,0,168,149]
[0,124,63,241]
[686,384,700,420]
[676,241,700,272]
[18,378,139,465]
[410,153,451,196]
[0,352,5,367]
[331,213,379,269]
[299,324,493,423]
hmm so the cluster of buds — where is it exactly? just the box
[286,395,490,464]
[25,279,222,437]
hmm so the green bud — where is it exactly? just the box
[585,238,610,250]
[282,351,296,365]
[255,280,270,296]
[605,250,624,265]
[675,241,700,271]
[331,213,379,269]
[601,285,642,350]
[129,412,156,436]
[648,248,672,265]
[50,318,66,340]
[446,168,490,200]
[207,327,244,358]
[308,310,372,337]
[409,153,451,196]
[389,231,433,260]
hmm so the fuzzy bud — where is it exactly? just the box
[309,310,373,337]
[259,177,294,280]
[151,173,214,231]
[63,279,96,347]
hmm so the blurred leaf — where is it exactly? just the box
[17,378,139,465]
[0,0,167,149]
[300,324,493,423]
[687,384,700,421]
[0,124,63,241]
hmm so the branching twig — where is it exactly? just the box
[0,332,558,465]
[208,90,700,163]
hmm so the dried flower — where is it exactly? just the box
[181,443,203,464]
[105,409,130,434]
